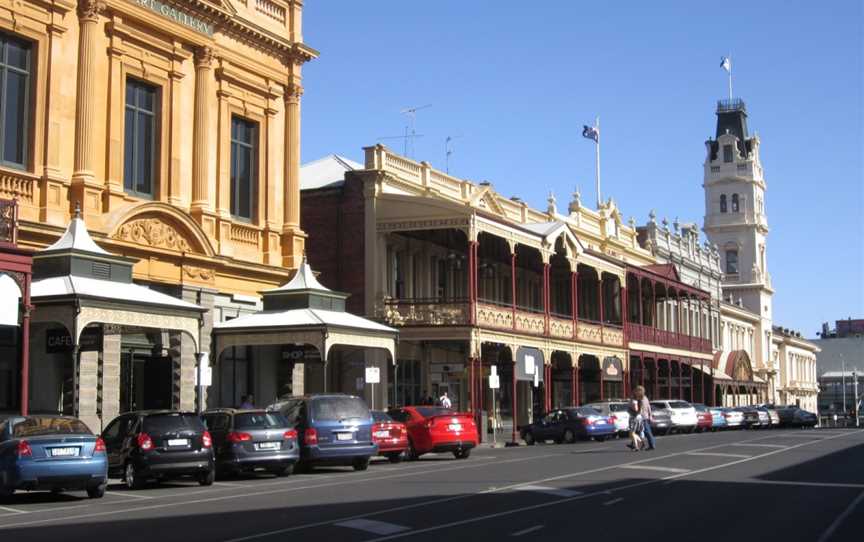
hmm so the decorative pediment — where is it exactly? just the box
[115,217,194,253]
[471,187,506,217]
[725,350,754,382]
[106,203,216,257]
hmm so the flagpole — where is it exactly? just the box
[595,116,601,209]
[728,54,733,101]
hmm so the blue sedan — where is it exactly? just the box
[707,407,728,430]
[520,407,617,444]
[0,416,108,499]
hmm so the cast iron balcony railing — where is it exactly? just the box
[0,198,18,246]
[625,321,712,354]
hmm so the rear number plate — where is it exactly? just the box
[167,439,188,447]
[374,430,390,438]
[256,442,279,450]
[336,433,352,441]
[50,447,79,457]
[448,424,462,431]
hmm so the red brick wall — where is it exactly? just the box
[300,177,366,315]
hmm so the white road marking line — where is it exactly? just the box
[603,498,624,506]
[0,505,27,514]
[729,442,787,449]
[360,430,864,542]
[0,452,559,531]
[762,434,827,439]
[686,452,752,459]
[221,434,806,542]
[741,480,864,490]
[513,485,582,498]
[104,491,153,500]
[214,482,246,487]
[334,519,409,535]
[620,465,691,474]
[817,490,864,542]
[511,525,544,536]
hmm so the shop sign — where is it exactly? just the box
[365,366,380,384]
[489,374,500,389]
[131,0,215,36]
[46,328,102,354]
[602,356,623,382]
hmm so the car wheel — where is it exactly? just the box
[453,449,471,459]
[87,483,106,499]
[352,457,370,471]
[198,469,215,486]
[0,487,13,500]
[406,440,419,461]
[523,431,536,446]
[595,436,607,442]
[125,462,144,490]
[294,460,311,474]
[563,429,576,444]
[270,463,294,477]
[387,452,404,464]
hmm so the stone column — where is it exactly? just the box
[191,47,214,215]
[100,326,122,428]
[281,83,305,268]
[71,0,105,215]
[78,347,100,432]
[173,287,215,411]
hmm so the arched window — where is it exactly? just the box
[725,250,739,274]
[731,194,739,213]
[720,194,727,213]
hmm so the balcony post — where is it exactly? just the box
[640,355,645,388]
[545,363,552,411]
[637,276,643,325]
[468,240,478,326]
[574,360,580,406]
[651,281,657,343]
[542,262,550,335]
[600,361,605,401]
[20,272,31,416]
[654,359,659,399]
[469,356,475,413]
[571,362,577,407]
[571,270,579,339]
[511,359,518,444]
[621,283,628,343]
[598,274,605,325]
[667,360,672,399]
[510,251,517,331]
[678,360,683,400]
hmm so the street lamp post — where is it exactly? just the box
[854,370,860,428]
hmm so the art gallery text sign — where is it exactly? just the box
[131,0,215,36]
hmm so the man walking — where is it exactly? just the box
[636,386,656,451]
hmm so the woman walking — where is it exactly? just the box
[627,395,645,451]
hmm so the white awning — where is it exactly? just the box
[0,273,20,326]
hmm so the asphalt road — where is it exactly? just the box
[1,427,862,542]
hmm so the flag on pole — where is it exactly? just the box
[720,56,731,73]
[582,124,599,142]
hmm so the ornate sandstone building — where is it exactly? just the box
[0,0,316,427]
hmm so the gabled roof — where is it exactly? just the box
[43,212,109,255]
[300,154,363,190]
[644,263,680,282]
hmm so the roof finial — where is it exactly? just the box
[74,201,81,220]
[547,190,557,215]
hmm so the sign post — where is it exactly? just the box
[489,365,499,447]
[365,366,380,410]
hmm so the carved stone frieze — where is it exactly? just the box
[114,218,192,253]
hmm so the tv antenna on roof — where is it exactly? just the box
[445,135,463,174]
[377,133,425,155]
[400,104,431,158]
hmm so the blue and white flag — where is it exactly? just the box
[582,124,599,142]
[720,56,731,72]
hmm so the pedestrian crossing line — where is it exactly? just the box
[686,452,752,459]
[104,491,154,500]
[0,505,27,514]
[512,485,583,498]
[334,519,410,535]
[763,434,827,439]
[603,497,624,506]
[619,465,691,474]
[730,442,787,448]
[511,525,544,537]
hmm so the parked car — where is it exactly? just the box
[519,407,616,444]
[388,406,477,459]
[764,408,781,427]
[371,411,409,463]
[753,407,772,428]
[649,410,673,435]
[102,410,214,489]
[650,400,697,433]
[0,415,108,499]
[734,407,762,429]
[203,409,298,477]
[707,407,729,430]
[776,406,818,428]
[719,407,745,429]
[269,394,376,471]
[692,404,713,432]
[585,401,631,436]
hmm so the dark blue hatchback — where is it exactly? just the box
[269,394,376,471]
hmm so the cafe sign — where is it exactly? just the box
[131,0,215,36]
[46,327,103,354]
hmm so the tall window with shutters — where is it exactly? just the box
[230,116,258,221]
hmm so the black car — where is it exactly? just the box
[519,408,617,445]
[776,406,818,428]
[102,411,215,489]
[203,409,299,477]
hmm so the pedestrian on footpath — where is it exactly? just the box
[240,394,255,409]
[636,386,656,451]
[439,391,452,409]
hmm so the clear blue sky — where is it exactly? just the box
[301,1,863,338]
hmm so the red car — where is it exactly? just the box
[371,411,409,463]
[695,407,713,433]
[387,406,477,460]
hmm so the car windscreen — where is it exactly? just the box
[311,397,369,422]
[415,407,455,418]
[12,417,92,437]
[573,407,601,417]
[234,412,287,429]
[608,403,629,412]
[371,411,392,423]
[143,413,206,434]
[669,401,691,409]
[650,402,666,410]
